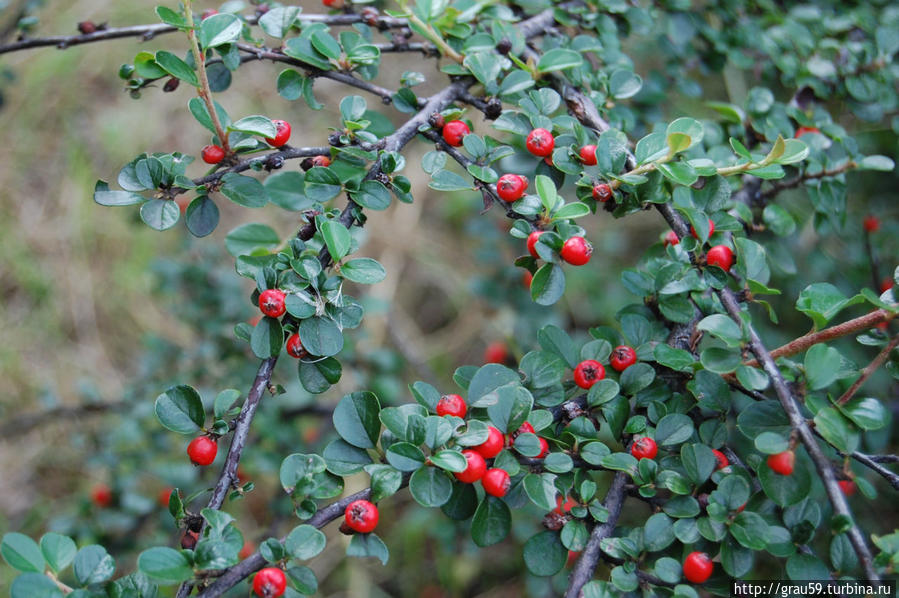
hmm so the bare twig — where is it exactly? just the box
[836,334,899,405]
[760,161,856,200]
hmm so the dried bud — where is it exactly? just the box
[542,511,567,531]
[496,38,512,55]
[185,514,203,533]
[77,21,97,34]
[428,112,445,129]
[311,155,331,168]
[697,493,710,510]
[264,155,284,171]
[328,131,344,147]
[300,157,315,171]
[163,77,180,92]
[180,531,199,550]
[484,97,503,120]
[338,521,354,535]
[360,7,380,27]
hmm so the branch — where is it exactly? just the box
[0,401,126,438]
[835,334,899,405]
[183,1,229,151]
[564,472,628,598]
[760,161,857,200]
[829,442,899,492]
[742,309,897,368]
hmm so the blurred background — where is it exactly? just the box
[0,1,897,596]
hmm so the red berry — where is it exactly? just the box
[265,119,291,147]
[201,144,225,164]
[454,449,487,483]
[474,426,505,459]
[181,531,199,550]
[767,450,795,475]
[436,394,467,418]
[553,495,577,514]
[344,499,379,533]
[630,437,658,460]
[483,342,509,364]
[579,145,597,165]
[187,436,218,466]
[706,245,734,272]
[567,550,580,567]
[610,345,637,372]
[496,173,527,202]
[286,333,307,358]
[690,218,715,240]
[311,155,331,168]
[527,230,544,259]
[795,126,819,138]
[573,359,605,389]
[711,449,729,470]
[526,128,555,157]
[592,183,612,202]
[91,484,113,508]
[683,551,713,584]
[323,0,343,7]
[523,270,533,288]
[736,503,746,513]
[442,120,470,146]
[258,289,286,318]
[482,468,511,497]
[560,237,593,266]
[536,436,549,459]
[838,480,857,496]
[252,567,287,597]
[664,230,680,246]
[158,487,173,508]
[863,215,880,233]
[880,278,894,293]
[239,540,255,560]
[515,421,535,437]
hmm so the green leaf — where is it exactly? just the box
[346,533,389,566]
[655,414,693,446]
[839,397,887,430]
[137,547,192,584]
[353,180,392,210]
[537,48,583,72]
[140,199,180,231]
[285,525,326,560]
[225,223,279,257]
[552,202,591,220]
[188,96,231,134]
[795,283,864,329]
[154,385,205,434]
[777,139,809,164]
[609,69,642,99]
[786,553,830,581]
[39,534,75,574]
[814,407,858,454]
[321,220,351,261]
[409,466,453,507]
[93,180,145,206]
[523,472,558,511]
[666,132,691,156]
[155,6,187,27]
[643,513,676,552]
[303,167,343,202]
[385,442,426,471]
[467,364,521,409]
[298,317,343,357]
[198,13,242,48]
[258,6,300,38]
[299,357,342,394]
[73,545,115,586]
[134,51,167,78]
[185,196,219,237]
[471,496,511,547]
[681,443,717,485]
[428,169,472,192]
[220,173,268,208]
[1,533,45,573]
[731,511,769,550]
[332,392,381,449]
[697,314,743,348]
[229,115,277,139]
[656,161,698,186]
[312,31,341,60]
[804,344,841,390]
[322,439,372,475]
[758,458,812,506]
[700,347,741,374]
[340,258,386,284]
[250,316,283,359]
[857,155,895,171]
[155,51,198,86]
[531,263,566,305]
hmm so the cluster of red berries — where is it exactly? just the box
[526,230,593,266]
[570,346,636,390]
[201,119,292,165]
[257,289,309,359]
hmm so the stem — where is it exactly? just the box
[46,571,74,595]
[184,0,230,152]
[396,0,464,63]
[836,334,899,405]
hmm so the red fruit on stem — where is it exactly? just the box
[838,480,857,496]
[496,173,527,202]
[454,449,487,483]
[690,218,715,240]
[767,450,795,475]
[482,468,511,497]
[201,144,225,164]
[442,120,470,146]
[523,270,533,288]
[265,119,291,147]
[863,215,880,233]
[527,230,544,258]
[252,567,287,597]
[344,499,379,533]
[525,128,555,157]
[630,437,658,460]
[91,484,113,508]
[880,278,894,293]
[258,289,287,318]
[311,155,331,168]
[664,230,680,246]
[711,449,729,470]
[187,436,218,466]
[515,421,535,437]
[795,126,819,138]
[536,436,549,459]
[560,237,593,266]
[683,551,713,584]
[706,245,734,272]
[610,345,637,372]
[483,342,509,364]
[436,394,467,418]
[592,183,612,202]
[323,0,344,7]
[286,333,307,358]
[573,359,605,389]
[474,426,505,459]
[579,145,597,165]
[554,495,577,514]
[158,487,173,508]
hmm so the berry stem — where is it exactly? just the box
[183,0,230,152]
[46,571,74,595]
[835,333,899,405]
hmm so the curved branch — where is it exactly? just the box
[835,334,899,405]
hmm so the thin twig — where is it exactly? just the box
[184,0,229,151]
[0,401,126,438]
[836,334,899,405]
[760,161,856,199]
